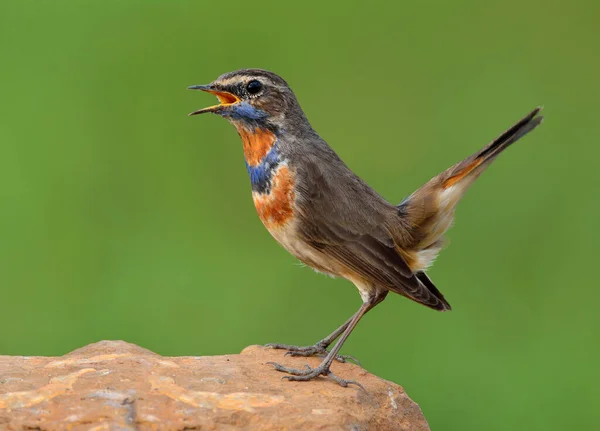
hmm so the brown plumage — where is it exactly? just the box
[189,69,543,387]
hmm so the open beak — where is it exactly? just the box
[188,84,241,116]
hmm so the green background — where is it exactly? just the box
[1,1,598,429]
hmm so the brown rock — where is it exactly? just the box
[0,341,430,430]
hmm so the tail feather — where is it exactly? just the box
[397,107,543,269]
[442,107,543,188]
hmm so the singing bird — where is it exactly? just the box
[189,69,543,387]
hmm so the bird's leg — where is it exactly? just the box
[265,313,359,364]
[268,293,384,388]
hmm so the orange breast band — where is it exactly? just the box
[252,165,296,229]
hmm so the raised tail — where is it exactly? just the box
[397,107,543,272]
[442,107,543,188]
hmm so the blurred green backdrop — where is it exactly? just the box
[1,1,598,429]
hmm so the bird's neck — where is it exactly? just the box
[235,125,281,193]
[237,126,278,167]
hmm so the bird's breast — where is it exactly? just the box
[252,164,296,231]
[239,127,297,232]
[237,127,344,276]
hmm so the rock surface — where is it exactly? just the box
[0,341,430,430]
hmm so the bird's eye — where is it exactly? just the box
[246,80,262,95]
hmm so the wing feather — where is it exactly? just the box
[294,151,450,311]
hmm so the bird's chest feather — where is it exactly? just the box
[239,127,297,234]
[237,127,343,276]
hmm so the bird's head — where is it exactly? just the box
[188,69,306,132]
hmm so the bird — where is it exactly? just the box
[188,69,543,387]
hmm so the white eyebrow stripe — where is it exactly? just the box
[215,75,286,91]
[217,76,254,86]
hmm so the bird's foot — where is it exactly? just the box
[266,362,364,389]
[264,342,360,365]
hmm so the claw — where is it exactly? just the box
[327,371,365,390]
[267,361,306,376]
[267,361,364,389]
[265,342,360,365]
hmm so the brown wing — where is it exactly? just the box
[293,151,450,311]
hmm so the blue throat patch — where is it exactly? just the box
[222,102,269,128]
[246,142,281,194]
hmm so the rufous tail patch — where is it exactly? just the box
[443,159,483,188]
